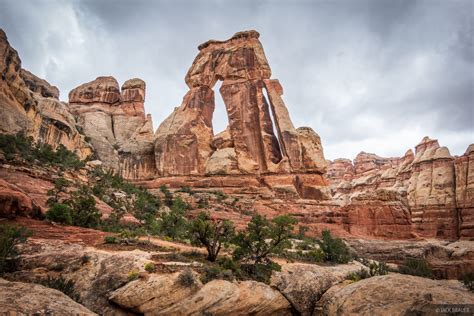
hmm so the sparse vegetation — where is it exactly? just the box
[39,275,79,301]
[104,236,118,244]
[177,268,197,287]
[158,196,188,240]
[0,132,84,170]
[347,268,371,282]
[188,212,235,262]
[201,264,234,283]
[461,272,474,291]
[45,203,73,225]
[127,270,140,282]
[0,225,31,274]
[398,258,433,278]
[144,262,156,273]
[318,229,352,264]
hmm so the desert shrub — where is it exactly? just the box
[158,196,188,240]
[201,264,234,284]
[177,268,197,287]
[461,272,474,291]
[69,186,101,228]
[284,248,325,263]
[92,169,160,222]
[197,197,209,209]
[45,203,73,225]
[369,261,389,276]
[104,236,118,244]
[177,186,194,195]
[318,230,352,264]
[127,270,140,282]
[46,177,70,206]
[239,261,281,284]
[119,229,139,244]
[347,268,371,282]
[188,212,234,262]
[160,185,174,207]
[212,190,228,202]
[39,275,79,301]
[144,262,156,273]
[398,258,433,278]
[0,225,31,274]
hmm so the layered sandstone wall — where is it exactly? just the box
[327,137,474,240]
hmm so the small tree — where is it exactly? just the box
[233,214,297,265]
[188,212,235,262]
[159,196,188,239]
[318,229,352,264]
[0,225,31,274]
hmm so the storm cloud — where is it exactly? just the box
[0,0,472,160]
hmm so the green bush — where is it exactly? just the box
[69,186,101,228]
[461,272,474,291]
[369,261,389,276]
[144,262,156,273]
[318,230,352,264]
[160,185,174,207]
[347,268,370,282]
[45,203,73,225]
[39,275,79,301]
[127,270,140,282]
[201,264,234,284]
[178,186,193,195]
[158,196,188,240]
[177,268,197,287]
[398,258,433,278]
[104,236,118,244]
[0,225,31,274]
[239,261,281,284]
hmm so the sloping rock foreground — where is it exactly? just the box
[2,234,473,315]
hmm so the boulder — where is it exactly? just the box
[317,274,474,315]
[271,262,368,315]
[159,279,292,315]
[0,278,96,315]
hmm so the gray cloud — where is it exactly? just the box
[0,0,472,160]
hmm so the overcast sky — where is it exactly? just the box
[0,0,472,160]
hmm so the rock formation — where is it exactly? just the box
[0,278,96,315]
[69,76,155,179]
[0,29,92,159]
[153,30,329,199]
[316,274,474,315]
[327,137,474,240]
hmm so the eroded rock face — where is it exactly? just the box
[0,278,96,315]
[317,274,474,315]
[327,137,474,240]
[154,30,329,199]
[455,144,474,238]
[0,29,92,159]
[69,77,155,179]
